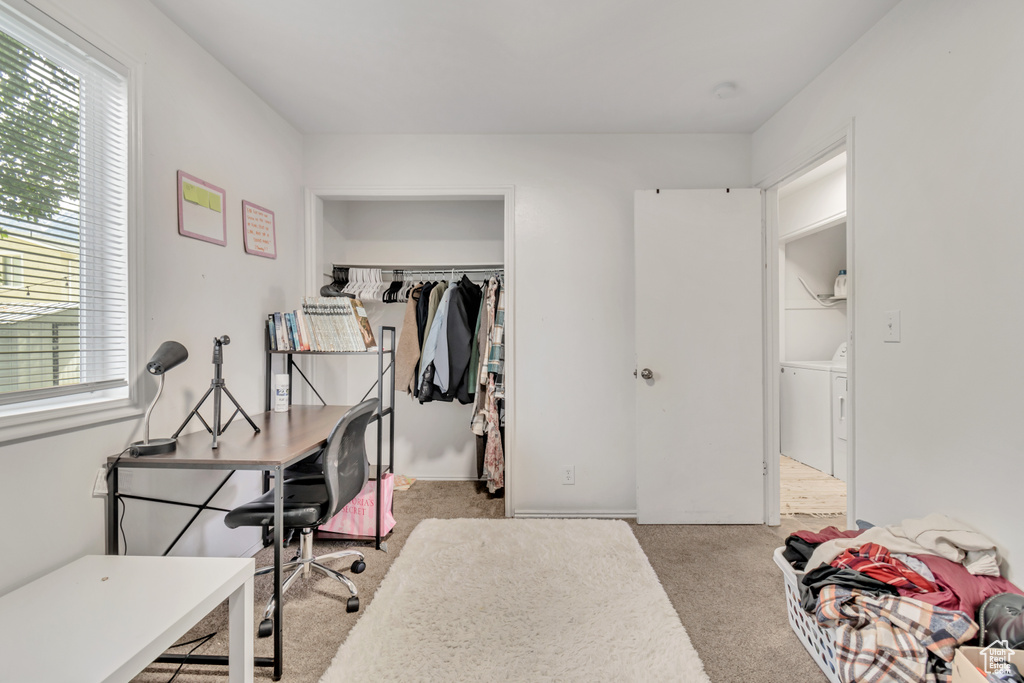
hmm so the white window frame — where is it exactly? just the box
[0,0,143,445]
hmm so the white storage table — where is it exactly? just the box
[0,555,254,683]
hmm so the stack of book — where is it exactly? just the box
[267,297,377,352]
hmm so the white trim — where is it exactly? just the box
[845,123,857,528]
[303,185,517,518]
[514,510,637,519]
[758,120,855,528]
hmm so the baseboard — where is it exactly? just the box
[241,539,265,558]
[514,510,638,519]
[406,476,483,481]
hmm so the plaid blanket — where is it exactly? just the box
[833,542,939,593]
[817,585,977,683]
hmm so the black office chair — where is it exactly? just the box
[224,398,378,637]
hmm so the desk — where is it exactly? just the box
[0,555,253,683]
[106,404,351,681]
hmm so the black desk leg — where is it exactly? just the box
[273,463,284,680]
[105,465,118,555]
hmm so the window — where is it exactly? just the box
[0,2,131,420]
[0,254,24,288]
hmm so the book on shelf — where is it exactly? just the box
[267,314,277,351]
[350,299,377,350]
[273,312,288,351]
[295,308,313,351]
[270,297,374,353]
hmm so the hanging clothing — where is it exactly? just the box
[419,276,483,405]
[413,281,437,394]
[471,278,499,436]
[394,283,424,394]
[482,375,504,493]
[418,285,454,396]
[486,287,505,400]
[446,276,483,404]
[467,288,486,388]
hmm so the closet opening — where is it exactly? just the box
[765,146,852,531]
[302,188,515,518]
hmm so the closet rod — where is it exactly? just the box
[325,264,504,278]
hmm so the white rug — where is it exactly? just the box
[320,518,710,682]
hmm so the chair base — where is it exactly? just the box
[255,528,366,636]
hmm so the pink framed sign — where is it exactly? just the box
[242,200,277,259]
[177,170,227,246]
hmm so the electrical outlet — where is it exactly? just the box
[91,467,108,498]
[884,310,901,343]
[561,466,575,486]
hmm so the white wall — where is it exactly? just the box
[784,225,847,360]
[305,135,750,515]
[0,0,304,594]
[753,0,1024,575]
[318,199,504,479]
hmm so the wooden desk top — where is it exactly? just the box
[111,405,352,470]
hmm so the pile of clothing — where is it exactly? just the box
[784,514,1024,683]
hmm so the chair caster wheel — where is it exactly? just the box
[258,618,273,638]
[351,560,366,574]
[346,596,359,613]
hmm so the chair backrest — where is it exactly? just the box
[320,398,377,523]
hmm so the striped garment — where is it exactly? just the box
[817,585,978,683]
[486,287,505,399]
[832,542,939,593]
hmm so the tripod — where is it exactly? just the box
[173,336,260,449]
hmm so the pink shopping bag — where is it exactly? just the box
[319,472,396,538]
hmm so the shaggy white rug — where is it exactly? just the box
[320,518,710,682]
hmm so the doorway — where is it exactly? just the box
[303,186,517,518]
[763,136,854,529]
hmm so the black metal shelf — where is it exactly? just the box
[265,325,397,550]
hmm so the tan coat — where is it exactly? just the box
[394,284,424,394]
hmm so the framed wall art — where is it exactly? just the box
[177,170,227,246]
[242,200,277,259]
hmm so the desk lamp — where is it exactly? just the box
[131,341,188,456]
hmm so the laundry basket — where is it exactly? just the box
[773,547,842,683]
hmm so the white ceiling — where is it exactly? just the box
[150,0,899,135]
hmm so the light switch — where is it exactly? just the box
[884,310,901,343]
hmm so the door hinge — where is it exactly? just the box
[763,462,768,476]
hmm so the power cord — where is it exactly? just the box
[165,631,217,683]
[105,446,137,555]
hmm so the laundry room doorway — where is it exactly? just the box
[762,130,854,529]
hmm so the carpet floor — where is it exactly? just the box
[132,482,830,683]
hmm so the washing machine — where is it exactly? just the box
[830,343,848,482]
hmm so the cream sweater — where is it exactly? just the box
[805,513,1001,577]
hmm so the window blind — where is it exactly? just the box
[0,4,129,405]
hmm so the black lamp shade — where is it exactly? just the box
[146,341,188,375]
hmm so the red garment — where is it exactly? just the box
[832,543,939,593]
[903,553,1024,617]
[793,526,864,545]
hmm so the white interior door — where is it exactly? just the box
[635,189,764,523]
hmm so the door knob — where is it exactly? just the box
[640,368,653,380]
